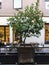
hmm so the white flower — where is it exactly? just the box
[32,20,34,23]
[14,18,17,21]
[26,17,29,19]
[24,19,27,22]
[18,17,20,19]
[21,19,23,22]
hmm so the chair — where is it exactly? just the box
[18,44,35,65]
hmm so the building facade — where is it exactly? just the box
[0,0,49,45]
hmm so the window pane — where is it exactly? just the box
[14,0,22,9]
[45,0,49,9]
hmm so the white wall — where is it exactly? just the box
[25,17,49,46]
[25,28,45,44]
[0,17,9,25]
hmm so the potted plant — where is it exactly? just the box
[7,0,45,44]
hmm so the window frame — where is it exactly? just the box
[13,0,22,9]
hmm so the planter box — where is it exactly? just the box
[0,53,18,64]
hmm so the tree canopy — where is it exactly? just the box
[7,0,45,43]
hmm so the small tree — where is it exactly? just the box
[7,0,45,44]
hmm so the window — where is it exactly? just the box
[0,26,10,44]
[45,0,49,9]
[13,0,22,9]
[45,23,49,44]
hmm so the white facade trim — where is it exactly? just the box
[10,26,13,43]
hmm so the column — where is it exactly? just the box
[10,26,13,43]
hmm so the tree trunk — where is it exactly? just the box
[19,35,22,44]
[23,37,26,44]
